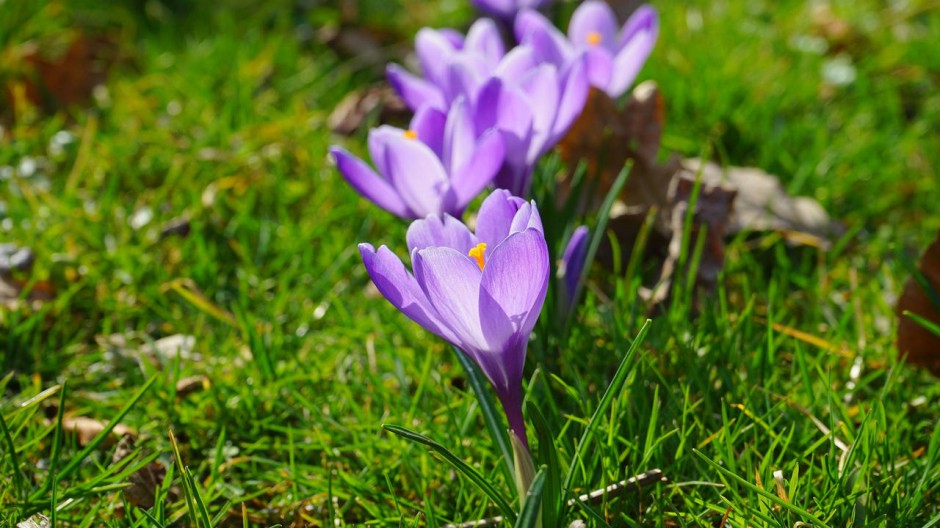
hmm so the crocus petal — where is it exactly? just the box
[439,28,466,49]
[444,59,484,107]
[412,105,447,159]
[413,246,487,351]
[386,64,445,112]
[360,243,456,343]
[383,134,450,217]
[550,57,590,146]
[508,200,544,235]
[515,9,572,67]
[330,146,412,218]
[368,125,402,179]
[568,0,619,52]
[473,78,534,167]
[520,64,560,160]
[478,229,550,384]
[559,225,590,306]
[406,214,477,254]
[494,45,538,81]
[443,97,476,175]
[465,18,505,65]
[608,6,658,97]
[451,129,505,206]
[584,46,613,90]
[475,189,525,249]
[416,28,458,87]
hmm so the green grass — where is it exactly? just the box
[2,0,939,526]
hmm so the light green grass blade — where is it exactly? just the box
[515,468,546,528]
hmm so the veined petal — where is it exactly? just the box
[386,64,445,112]
[330,146,412,218]
[383,134,450,218]
[451,129,505,207]
[550,57,590,146]
[473,78,533,166]
[478,229,549,379]
[568,0,619,52]
[465,18,505,65]
[609,6,658,97]
[412,105,447,159]
[359,243,456,343]
[508,199,544,234]
[416,28,458,87]
[413,246,487,352]
[443,97,476,176]
[515,9,572,67]
[520,64,559,160]
[406,214,477,254]
[475,189,525,249]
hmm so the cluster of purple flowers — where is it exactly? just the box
[331,0,658,449]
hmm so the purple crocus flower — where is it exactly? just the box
[330,97,505,219]
[359,189,549,446]
[471,0,552,23]
[557,225,589,310]
[387,18,506,113]
[516,2,658,98]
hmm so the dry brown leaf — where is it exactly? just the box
[16,514,50,528]
[111,434,168,510]
[61,416,134,446]
[681,158,842,243]
[328,84,408,136]
[176,375,210,398]
[896,230,940,375]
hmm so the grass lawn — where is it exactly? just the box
[1,0,939,526]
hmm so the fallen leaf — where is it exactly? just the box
[111,435,167,510]
[896,230,940,375]
[61,416,135,446]
[328,84,409,135]
[681,158,843,244]
[16,514,50,528]
[175,375,210,398]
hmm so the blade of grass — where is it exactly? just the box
[526,402,560,528]
[563,319,652,492]
[383,423,516,522]
[451,345,514,486]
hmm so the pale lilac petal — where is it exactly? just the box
[465,18,505,65]
[475,189,525,249]
[478,229,549,385]
[451,129,505,206]
[584,46,613,90]
[609,6,658,97]
[473,78,533,166]
[407,214,477,254]
[494,46,538,81]
[416,28,458,87]
[618,5,659,51]
[443,59,484,107]
[520,64,559,159]
[386,64,445,112]
[360,243,456,343]
[368,125,402,178]
[508,199,544,234]
[383,134,450,217]
[515,9,572,67]
[550,57,590,146]
[413,247,487,351]
[440,28,465,49]
[411,105,447,159]
[443,97,476,175]
[568,0,619,52]
[331,146,412,218]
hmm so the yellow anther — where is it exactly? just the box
[403,129,418,139]
[468,243,487,271]
[587,32,602,46]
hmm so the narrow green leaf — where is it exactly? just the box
[0,402,26,500]
[451,345,514,485]
[564,319,652,491]
[693,449,831,527]
[384,423,516,522]
[526,402,561,528]
[169,430,199,527]
[903,310,940,338]
[515,468,546,528]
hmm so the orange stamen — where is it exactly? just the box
[403,129,418,139]
[587,32,602,46]
[468,243,487,271]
